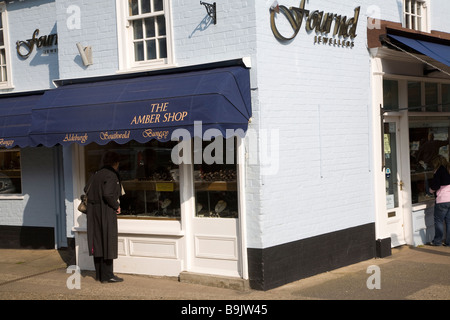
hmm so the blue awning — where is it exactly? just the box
[389,34,450,67]
[0,93,43,148]
[30,66,252,146]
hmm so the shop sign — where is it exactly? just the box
[270,0,360,48]
[130,101,188,140]
[100,131,130,141]
[0,138,14,147]
[16,29,58,59]
[142,129,170,140]
[130,102,189,125]
[63,133,88,144]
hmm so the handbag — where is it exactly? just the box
[78,194,88,213]
[78,180,93,214]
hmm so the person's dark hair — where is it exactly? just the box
[102,151,121,167]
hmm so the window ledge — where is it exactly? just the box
[412,200,435,211]
[0,194,25,200]
[73,226,184,237]
[0,83,15,90]
[116,63,177,75]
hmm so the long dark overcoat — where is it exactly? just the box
[85,166,121,260]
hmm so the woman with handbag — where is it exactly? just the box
[85,151,123,283]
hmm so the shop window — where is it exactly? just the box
[84,141,180,219]
[194,137,238,219]
[0,150,22,194]
[403,0,428,32]
[409,118,449,204]
[408,81,422,111]
[408,81,450,112]
[442,84,450,112]
[383,79,399,111]
[117,0,173,70]
[425,83,439,112]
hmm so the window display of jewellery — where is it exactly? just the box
[194,169,238,218]
[120,180,181,218]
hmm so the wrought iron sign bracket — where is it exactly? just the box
[200,1,217,25]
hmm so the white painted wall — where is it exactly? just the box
[3,0,450,251]
[4,0,59,92]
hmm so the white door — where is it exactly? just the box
[191,217,241,277]
[187,137,244,278]
[383,117,406,247]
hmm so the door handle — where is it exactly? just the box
[394,181,404,191]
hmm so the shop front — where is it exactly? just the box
[0,91,68,249]
[370,22,450,250]
[28,64,252,279]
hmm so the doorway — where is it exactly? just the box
[383,117,407,247]
[183,137,247,279]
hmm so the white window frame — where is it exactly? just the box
[116,0,174,72]
[403,0,430,33]
[0,2,13,89]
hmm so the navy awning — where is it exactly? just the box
[389,34,450,67]
[0,93,43,148]
[30,66,252,146]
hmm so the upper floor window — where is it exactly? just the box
[403,0,428,32]
[117,0,173,71]
[0,3,11,88]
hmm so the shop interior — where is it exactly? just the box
[84,137,238,219]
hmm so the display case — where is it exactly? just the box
[121,179,180,218]
[84,138,239,219]
[0,150,21,194]
[85,140,180,219]
[194,137,238,219]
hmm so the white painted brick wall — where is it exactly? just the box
[172,0,257,67]
[246,0,445,249]
[247,0,383,249]
[56,0,118,79]
[3,0,450,248]
[5,0,59,92]
[431,0,450,32]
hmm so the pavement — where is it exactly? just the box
[0,244,449,302]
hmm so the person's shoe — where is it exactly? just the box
[102,276,123,283]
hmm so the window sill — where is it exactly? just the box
[412,200,435,211]
[0,194,25,200]
[0,83,14,90]
[72,226,184,237]
[116,63,177,75]
[118,215,180,221]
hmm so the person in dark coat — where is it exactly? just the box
[85,151,123,283]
